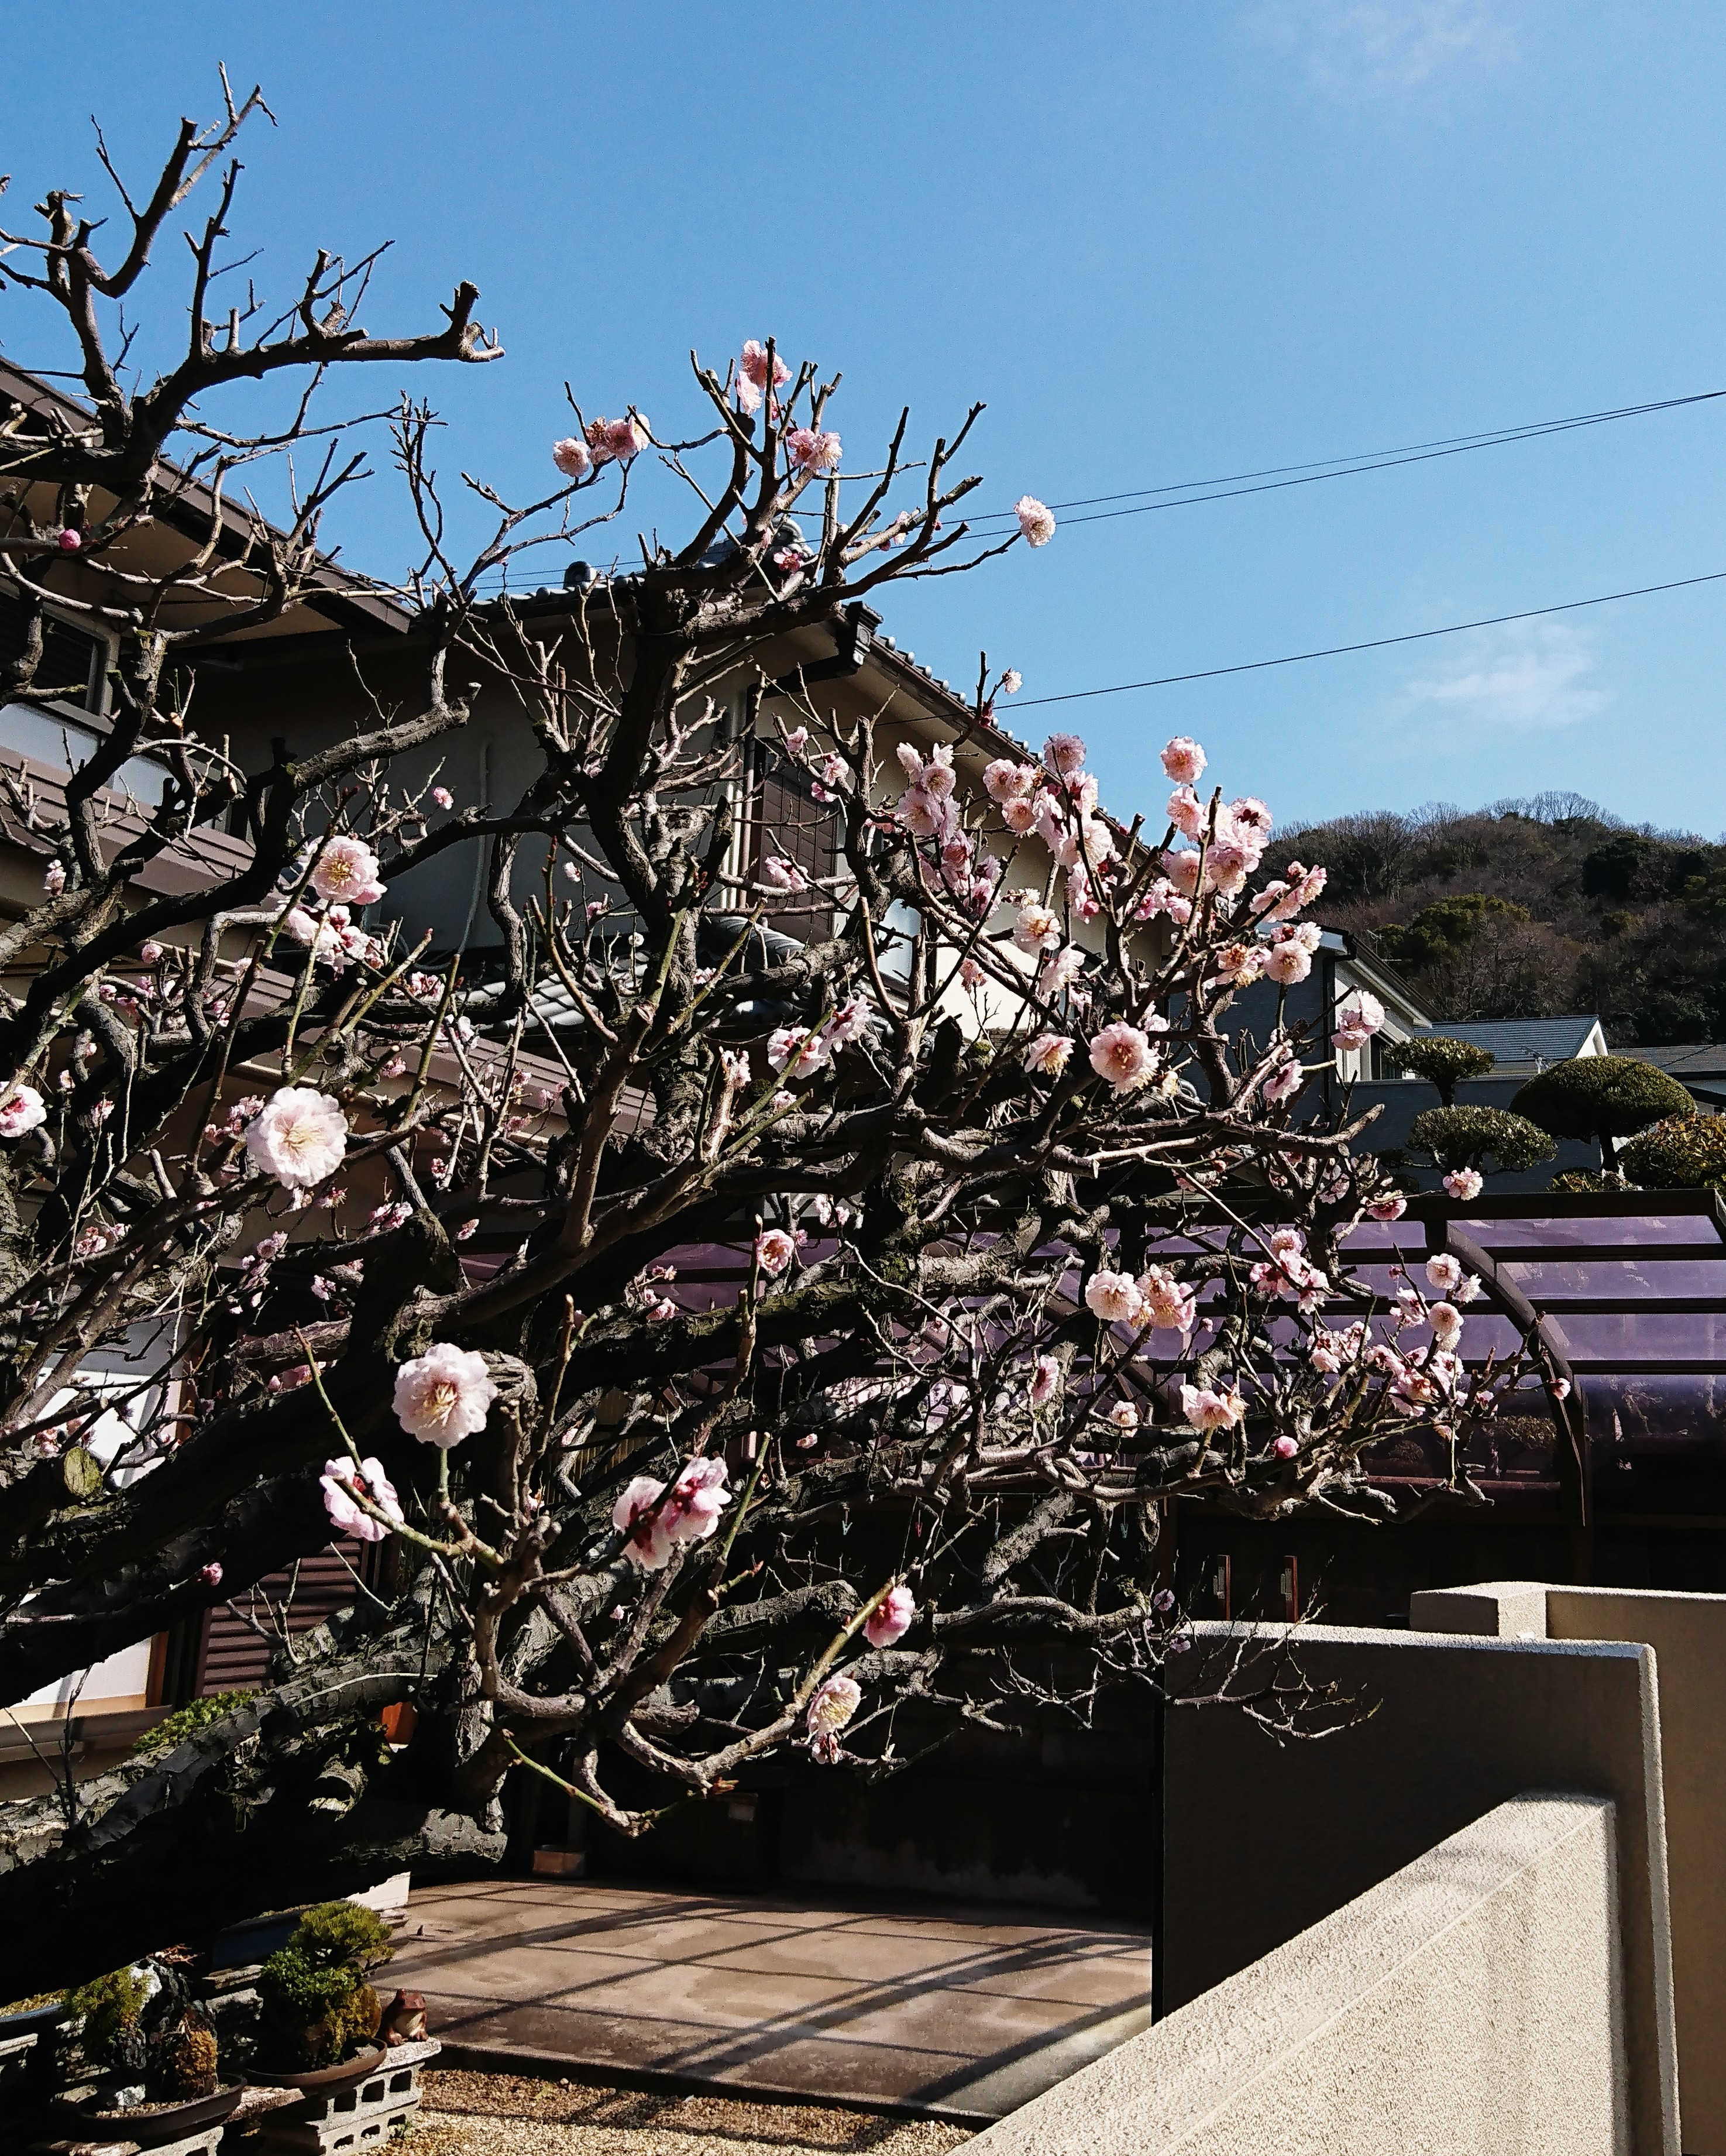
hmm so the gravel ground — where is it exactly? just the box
[413,2071,974,2156]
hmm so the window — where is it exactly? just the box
[0,585,104,709]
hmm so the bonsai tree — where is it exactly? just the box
[1618,1112,1726,1190]
[1408,1105,1556,1179]
[1385,1035,1497,1106]
[68,1959,218,2100]
[1511,1056,1693,1169]
[258,1903,394,2072]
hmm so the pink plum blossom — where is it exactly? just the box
[864,1584,916,1648]
[766,1026,831,1080]
[1263,1057,1305,1104]
[1024,1032,1074,1077]
[1166,785,1206,842]
[1160,736,1207,786]
[1002,797,1038,835]
[552,437,593,480]
[1261,942,1312,987]
[1181,1382,1247,1433]
[393,1342,498,1447]
[0,1083,46,1139]
[1331,991,1385,1053]
[1038,945,1085,998]
[1367,1195,1407,1222]
[740,338,791,392]
[309,834,386,907]
[1043,732,1085,777]
[614,1475,676,1570]
[43,861,66,895]
[321,1456,403,1543]
[1443,1168,1484,1201]
[919,743,957,799]
[788,427,841,473]
[1273,1435,1298,1460]
[1089,1022,1157,1092]
[1425,1254,1464,1296]
[1001,669,1023,695]
[761,854,807,891]
[666,1455,731,1543]
[57,527,81,552]
[898,787,944,839]
[1229,797,1273,844]
[201,1561,224,1587]
[1085,1270,1143,1325]
[1030,1354,1061,1405]
[1137,1265,1196,1334]
[243,1087,348,1189]
[431,785,455,809]
[755,1227,799,1276]
[1015,496,1057,546]
[1428,1302,1464,1348]
[960,956,986,989]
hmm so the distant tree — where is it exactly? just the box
[1385,1035,1497,1106]
[1407,1106,1556,1177]
[1618,1113,1726,1190]
[1511,1058,1693,1169]
[1377,894,1529,976]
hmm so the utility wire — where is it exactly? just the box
[1011,567,1726,709]
[963,388,1726,529]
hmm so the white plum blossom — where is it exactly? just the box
[766,1026,831,1080]
[243,1087,348,1189]
[807,1671,862,1741]
[393,1343,498,1447]
[1015,496,1057,546]
[552,436,593,480]
[1443,1168,1484,1201]
[1013,902,1062,955]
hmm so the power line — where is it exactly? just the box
[962,388,1726,530]
[1010,567,1726,709]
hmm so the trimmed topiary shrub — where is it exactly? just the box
[1618,1112,1726,1190]
[1510,1056,1693,1166]
[1408,1105,1556,1175]
[1385,1035,1497,1106]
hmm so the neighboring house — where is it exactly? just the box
[1435,1014,1609,1074]
[1616,1040,1726,1113]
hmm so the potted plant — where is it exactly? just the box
[60,1958,239,2147]
[251,1901,395,2089]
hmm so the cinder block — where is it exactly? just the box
[255,2039,441,2156]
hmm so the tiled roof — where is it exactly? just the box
[1438,1016,1604,1063]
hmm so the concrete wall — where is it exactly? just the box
[1163,1622,1677,2155]
[1415,1581,1726,2156]
[970,1795,1628,2156]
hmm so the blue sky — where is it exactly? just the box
[8,2,1725,837]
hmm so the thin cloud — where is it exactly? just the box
[1250,2,1521,97]
[1403,624,1608,729]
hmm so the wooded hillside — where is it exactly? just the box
[1266,792,1726,1045]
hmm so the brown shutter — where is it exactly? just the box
[195,1540,385,1695]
